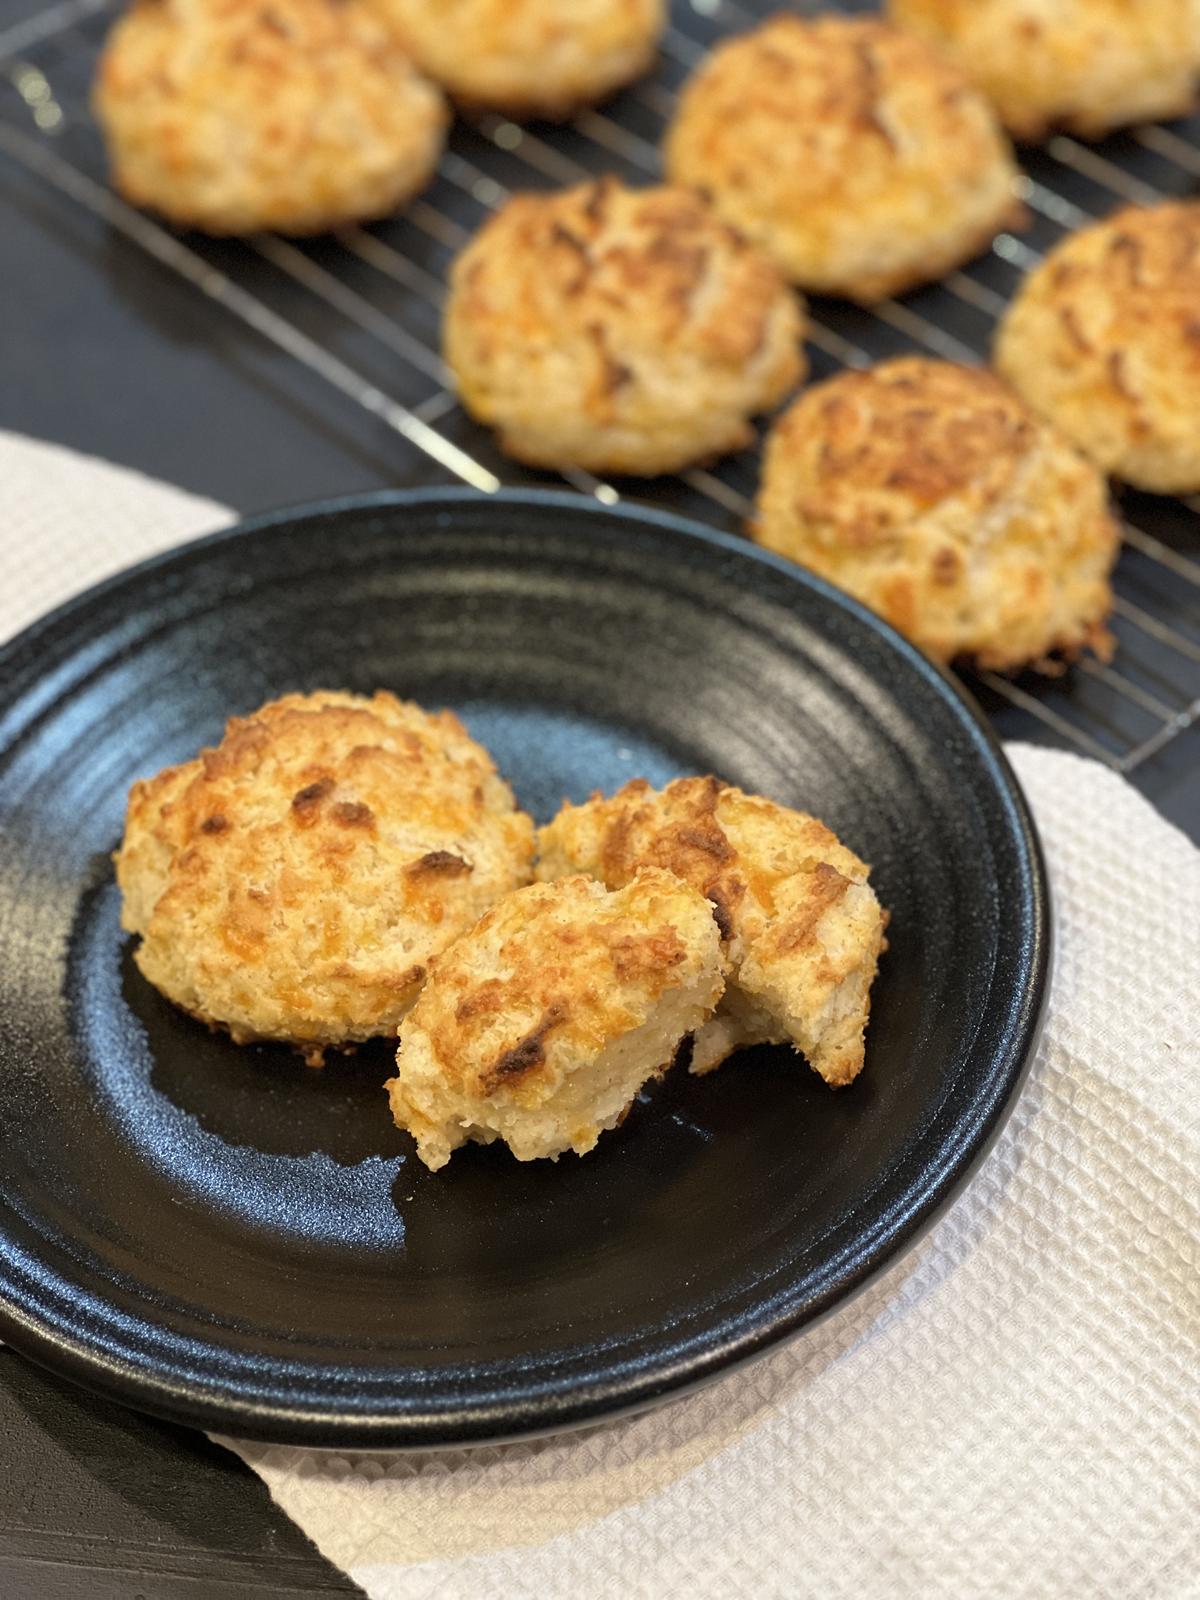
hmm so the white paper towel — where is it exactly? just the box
[0,431,231,642]
[3,431,1198,1600]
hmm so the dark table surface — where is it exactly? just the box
[2,9,1198,1597]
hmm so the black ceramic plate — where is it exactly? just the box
[0,490,1047,1448]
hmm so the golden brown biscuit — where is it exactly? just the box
[663,14,1025,303]
[93,0,448,235]
[379,0,665,118]
[537,777,886,1088]
[995,202,1200,495]
[116,691,535,1062]
[889,0,1200,142]
[754,358,1119,671]
[443,176,806,475]
[387,869,726,1169]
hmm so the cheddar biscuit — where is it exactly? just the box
[664,14,1024,302]
[380,0,665,118]
[889,0,1200,142]
[444,176,806,474]
[387,870,726,1169]
[116,691,535,1061]
[94,0,447,234]
[995,202,1200,495]
[755,358,1119,670]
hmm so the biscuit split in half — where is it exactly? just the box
[115,691,535,1063]
[664,14,1025,303]
[387,870,727,1169]
[93,0,448,235]
[443,176,806,476]
[537,776,887,1091]
[755,357,1120,672]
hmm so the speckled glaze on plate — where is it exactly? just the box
[0,490,1048,1448]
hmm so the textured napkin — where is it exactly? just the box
[3,431,1198,1600]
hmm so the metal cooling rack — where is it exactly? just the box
[3,0,1199,778]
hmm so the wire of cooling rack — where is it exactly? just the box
[2,0,1198,777]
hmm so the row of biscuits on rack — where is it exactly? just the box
[92,1,1200,234]
[93,0,670,233]
[447,175,1198,673]
[92,4,1200,674]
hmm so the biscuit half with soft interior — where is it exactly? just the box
[537,777,886,1088]
[115,690,534,1063]
[387,869,727,1170]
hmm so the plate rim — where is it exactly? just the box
[0,487,1050,1448]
